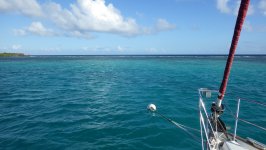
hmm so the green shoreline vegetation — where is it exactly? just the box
[0,52,26,57]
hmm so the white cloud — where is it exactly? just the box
[242,22,266,32]
[40,47,62,52]
[13,29,26,36]
[4,0,175,38]
[217,0,231,14]
[11,44,22,50]
[27,22,54,36]
[243,21,253,32]
[81,45,129,53]
[66,30,93,39]
[155,19,176,31]
[259,0,266,15]
[43,0,141,36]
[0,0,43,17]
[0,46,8,52]
[147,48,158,53]
[14,22,55,36]
[143,19,176,34]
[233,0,254,16]
[117,45,124,52]
[247,3,254,15]
[217,0,254,15]
[14,22,95,39]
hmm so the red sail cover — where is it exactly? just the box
[218,0,250,100]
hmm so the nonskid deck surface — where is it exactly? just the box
[218,132,265,150]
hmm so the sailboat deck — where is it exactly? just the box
[219,133,265,150]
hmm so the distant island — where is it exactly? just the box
[0,52,26,57]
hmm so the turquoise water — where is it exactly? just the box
[0,56,265,150]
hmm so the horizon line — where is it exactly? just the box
[28,54,266,56]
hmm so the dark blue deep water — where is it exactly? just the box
[0,56,265,149]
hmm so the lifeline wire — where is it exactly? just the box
[224,104,266,131]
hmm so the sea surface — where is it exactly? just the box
[0,55,265,150]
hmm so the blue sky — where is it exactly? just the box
[0,0,266,55]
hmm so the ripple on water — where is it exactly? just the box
[0,56,265,149]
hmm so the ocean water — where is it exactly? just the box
[0,55,265,150]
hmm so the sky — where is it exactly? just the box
[0,0,266,55]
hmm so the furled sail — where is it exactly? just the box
[217,0,250,107]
